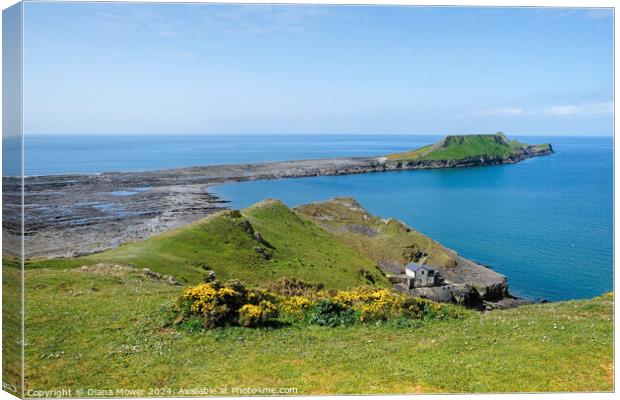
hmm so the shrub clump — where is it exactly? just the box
[306,299,359,327]
[176,279,278,329]
[175,278,464,330]
[238,300,278,327]
[318,287,462,324]
[333,287,403,321]
[331,287,449,322]
[279,295,312,317]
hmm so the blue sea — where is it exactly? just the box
[15,134,614,301]
[21,134,437,176]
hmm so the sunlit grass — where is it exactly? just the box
[24,268,613,394]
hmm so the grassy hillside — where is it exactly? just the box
[295,197,457,268]
[24,199,387,289]
[23,267,613,393]
[388,132,551,161]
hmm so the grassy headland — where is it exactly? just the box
[388,132,552,162]
[295,197,508,301]
[23,199,388,289]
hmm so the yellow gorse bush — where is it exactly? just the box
[239,300,278,327]
[406,297,444,319]
[333,287,401,305]
[279,295,311,316]
[177,280,278,329]
[239,304,262,318]
[218,287,239,297]
[333,287,408,321]
[182,283,219,314]
[176,278,457,330]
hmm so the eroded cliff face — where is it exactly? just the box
[295,197,515,309]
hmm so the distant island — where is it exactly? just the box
[386,132,553,167]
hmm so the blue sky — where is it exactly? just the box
[23,3,613,135]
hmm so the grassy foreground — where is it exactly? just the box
[2,264,22,396]
[24,266,613,394]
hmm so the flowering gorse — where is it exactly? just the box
[239,300,278,327]
[176,279,277,329]
[175,278,460,330]
[279,295,312,317]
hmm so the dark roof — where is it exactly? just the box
[405,263,434,272]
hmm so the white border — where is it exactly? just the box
[0,1,616,400]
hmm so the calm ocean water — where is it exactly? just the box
[21,134,437,176]
[12,134,614,301]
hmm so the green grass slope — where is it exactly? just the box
[388,132,551,161]
[24,267,613,393]
[2,262,22,396]
[295,197,458,268]
[24,199,386,289]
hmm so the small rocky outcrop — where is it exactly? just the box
[429,255,509,302]
[253,231,273,249]
[141,268,180,286]
[409,286,455,303]
[483,296,535,310]
[410,284,483,309]
[254,246,272,260]
[203,269,217,282]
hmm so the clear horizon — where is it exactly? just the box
[22,3,614,136]
[21,132,614,137]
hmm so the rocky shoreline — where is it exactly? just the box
[2,144,553,259]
